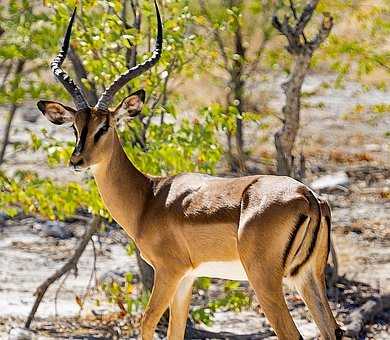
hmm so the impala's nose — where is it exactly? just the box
[70,154,84,170]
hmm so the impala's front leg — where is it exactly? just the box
[141,268,184,340]
[167,275,194,340]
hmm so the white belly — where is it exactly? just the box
[192,260,248,281]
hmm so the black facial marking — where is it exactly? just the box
[94,118,109,144]
[72,125,78,140]
[74,111,90,155]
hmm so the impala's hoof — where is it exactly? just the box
[335,327,344,340]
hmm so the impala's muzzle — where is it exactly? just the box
[70,153,84,171]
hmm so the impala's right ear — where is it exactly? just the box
[37,100,76,125]
[111,89,146,118]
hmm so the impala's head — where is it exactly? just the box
[37,2,162,170]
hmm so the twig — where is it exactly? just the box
[25,215,101,329]
[78,235,98,316]
[54,271,71,316]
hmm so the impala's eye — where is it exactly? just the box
[94,124,109,144]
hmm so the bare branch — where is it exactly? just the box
[273,0,332,56]
[272,15,302,54]
[25,216,101,329]
[289,0,307,43]
[296,0,320,36]
[309,13,333,50]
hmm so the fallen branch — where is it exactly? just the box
[25,215,101,329]
[343,294,390,338]
[185,325,275,340]
[183,318,275,340]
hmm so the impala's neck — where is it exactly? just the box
[92,131,151,238]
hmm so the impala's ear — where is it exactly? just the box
[37,100,76,125]
[112,89,145,118]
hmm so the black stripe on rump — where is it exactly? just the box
[290,193,321,276]
[282,214,308,268]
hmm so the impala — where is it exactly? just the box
[37,2,343,339]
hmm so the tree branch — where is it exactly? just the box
[272,0,330,56]
[25,215,101,329]
[296,0,320,36]
[289,0,307,43]
[309,13,333,50]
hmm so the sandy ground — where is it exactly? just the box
[0,74,389,338]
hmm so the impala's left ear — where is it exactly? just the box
[37,100,76,125]
[111,89,145,118]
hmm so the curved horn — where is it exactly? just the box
[96,0,163,110]
[51,8,89,110]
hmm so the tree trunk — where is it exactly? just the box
[272,1,333,177]
[275,53,311,176]
[0,104,18,166]
[0,60,25,166]
[230,0,246,172]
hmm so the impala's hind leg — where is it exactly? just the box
[290,216,342,340]
[238,213,302,339]
[293,268,342,340]
[243,266,301,340]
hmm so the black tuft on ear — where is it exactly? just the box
[37,100,76,125]
[133,89,145,103]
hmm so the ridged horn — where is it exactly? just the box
[51,8,89,110]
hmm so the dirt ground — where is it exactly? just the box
[0,74,389,339]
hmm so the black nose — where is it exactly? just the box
[70,158,84,167]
